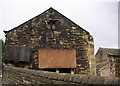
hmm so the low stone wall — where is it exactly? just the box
[1,66,119,85]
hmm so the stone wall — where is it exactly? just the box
[4,8,94,74]
[1,66,119,85]
[95,48,120,77]
[108,55,120,77]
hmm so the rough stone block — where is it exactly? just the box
[112,78,119,84]
[81,76,90,84]
[56,73,65,81]
[88,76,97,84]
[72,74,82,83]
[104,77,114,84]
[94,76,105,84]
[63,74,74,82]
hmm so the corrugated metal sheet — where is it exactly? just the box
[5,45,30,62]
[38,49,76,69]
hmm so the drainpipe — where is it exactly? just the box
[88,39,96,76]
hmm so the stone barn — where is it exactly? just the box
[95,47,120,77]
[4,7,94,75]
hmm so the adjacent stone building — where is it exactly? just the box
[4,7,95,75]
[95,47,120,77]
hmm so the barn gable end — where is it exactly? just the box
[4,7,94,75]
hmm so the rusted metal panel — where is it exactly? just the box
[38,49,76,69]
[5,45,30,62]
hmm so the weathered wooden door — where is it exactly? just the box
[5,45,30,63]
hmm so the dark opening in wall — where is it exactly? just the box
[59,68,71,73]
[43,69,56,72]
[48,20,57,25]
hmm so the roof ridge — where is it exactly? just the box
[100,47,120,50]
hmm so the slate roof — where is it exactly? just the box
[96,47,120,57]
[103,48,120,57]
[96,48,120,70]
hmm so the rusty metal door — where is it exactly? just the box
[38,49,76,69]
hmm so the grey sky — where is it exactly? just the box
[0,0,119,53]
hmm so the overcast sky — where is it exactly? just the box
[0,0,119,53]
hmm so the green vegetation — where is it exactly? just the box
[0,39,4,62]
[0,39,3,73]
